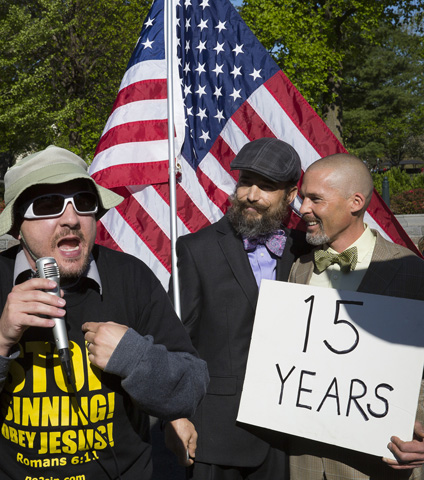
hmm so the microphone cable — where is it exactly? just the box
[66,364,123,480]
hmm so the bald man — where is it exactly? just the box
[289,154,424,480]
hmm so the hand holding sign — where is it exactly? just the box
[383,421,424,469]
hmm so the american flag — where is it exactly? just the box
[89,0,418,288]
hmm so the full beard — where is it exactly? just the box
[227,195,290,238]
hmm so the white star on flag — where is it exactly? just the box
[230,88,242,101]
[199,130,211,142]
[142,38,154,49]
[212,63,224,76]
[196,107,207,120]
[198,18,208,30]
[232,44,244,56]
[250,68,262,80]
[214,42,225,54]
[230,65,242,78]
[195,84,207,97]
[144,17,154,27]
[196,40,207,53]
[215,20,226,32]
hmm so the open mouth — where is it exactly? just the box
[304,218,322,233]
[57,237,82,255]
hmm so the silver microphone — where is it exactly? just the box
[36,257,73,381]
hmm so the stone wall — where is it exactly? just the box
[395,214,424,246]
[0,234,19,251]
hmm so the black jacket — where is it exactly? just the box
[172,215,310,467]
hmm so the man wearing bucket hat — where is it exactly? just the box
[0,145,208,479]
[165,138,310,479]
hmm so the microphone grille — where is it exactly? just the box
[35,257,60,280]
[42,264,60,279]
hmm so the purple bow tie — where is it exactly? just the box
[242,231,287,257]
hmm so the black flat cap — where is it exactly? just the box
[230,138,301,183]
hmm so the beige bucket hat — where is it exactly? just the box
[0,145,123,236]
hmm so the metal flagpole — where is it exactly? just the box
[165,0,181,317]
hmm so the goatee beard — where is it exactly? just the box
[303,218,330,246]
[227,195,290,238]
[305,230,330,246]
[59,257,91,284]
[51,228,90,284]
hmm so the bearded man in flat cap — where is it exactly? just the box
[165,138,311,480]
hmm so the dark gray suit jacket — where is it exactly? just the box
[174,215,310,467]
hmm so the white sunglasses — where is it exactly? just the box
[21,192,98,219]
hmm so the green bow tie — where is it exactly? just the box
[314,246,358,273]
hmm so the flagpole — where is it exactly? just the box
[165,0,181,317]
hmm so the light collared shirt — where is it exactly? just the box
[309,224,376,291]
[247,244,278,287]
[13,249,102,293]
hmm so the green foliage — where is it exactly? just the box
[2,0,424,173]
[390,188,424,214]
[372,168,424,196]
[239,1,424,115]
[343,21,424,167]
[0,0,150,161]
[238,1,424,143]
[239,0,343,112]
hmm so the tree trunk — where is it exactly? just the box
[323,70,344,145]
[69,108,83,148]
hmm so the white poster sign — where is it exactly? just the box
[237,280,424,458]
